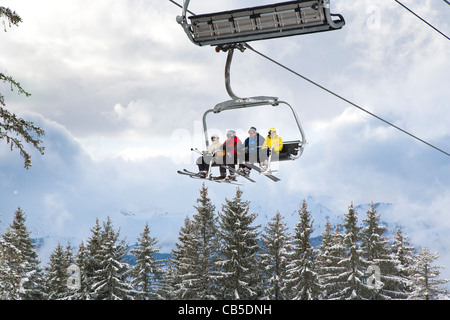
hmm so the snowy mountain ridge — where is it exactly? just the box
[29,196,399,265]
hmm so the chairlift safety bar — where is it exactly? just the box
[202,97,306,160]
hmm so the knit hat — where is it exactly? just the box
[248,126,257,132]
[226,129,236,136]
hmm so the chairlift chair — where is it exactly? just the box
[177,45,306,183]
[202,96,306,172]
[177,0,345,46]
[200,46,306,181]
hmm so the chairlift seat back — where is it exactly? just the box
[276,140,303,161]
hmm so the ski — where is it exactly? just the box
[227,166,256,183]
[183,169,203,176]
[178,169,243,186]
[178,169,202,178]
[244,163,281,182]
[215,178,243,186]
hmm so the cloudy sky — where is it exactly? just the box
[1,0,450,276]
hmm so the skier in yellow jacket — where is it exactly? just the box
[262,128,283,155]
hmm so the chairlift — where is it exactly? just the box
[178,45,306,183]
[176,0,345,46]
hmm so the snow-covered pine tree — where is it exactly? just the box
[285,200,320,300]
[0,207,43,299]
[360,203,406,299]
[0,252,11,299]
[261,211,290,300]
[64,243,74,262]
[391,228,414,296]
[85,218,103,298]
[171,216,201,299]
[217,188,262,300]
[90,217,133,300]
[154,262,178,300]
[169,185,220,300]
[334,203,365,300]
[67,241,90,300]
[0,228,22,299]
[316,222,347,299]
[0,241,8,299]
[129,223,163,300]
[408,247,449,300]
[191,183,220,300]
[43,243,72,300]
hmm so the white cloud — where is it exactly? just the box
[109,100,153,129]
[42,193,73,236]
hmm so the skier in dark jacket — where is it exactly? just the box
[239,126,265,176]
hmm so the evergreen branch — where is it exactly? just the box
[0,106,45,169]
[0,7,22,31]
[1,72,31,97]
[1,71,44,168]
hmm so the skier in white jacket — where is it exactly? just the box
[196,134,222,177]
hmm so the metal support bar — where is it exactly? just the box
[217,44,246,100]
[224,47,242,100]
[202,108,214,149]
[279,100,306,159]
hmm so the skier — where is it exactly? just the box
[239,126,265,176]
[196,134,222,178]
[261,128,283,168]
[217,129,243,180]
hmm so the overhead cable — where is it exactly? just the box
[168,0,195,15]
[169,0,450,158]
[243,44,450,158]
[394,0,450,41]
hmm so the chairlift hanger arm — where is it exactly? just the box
[221,44,246,100]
